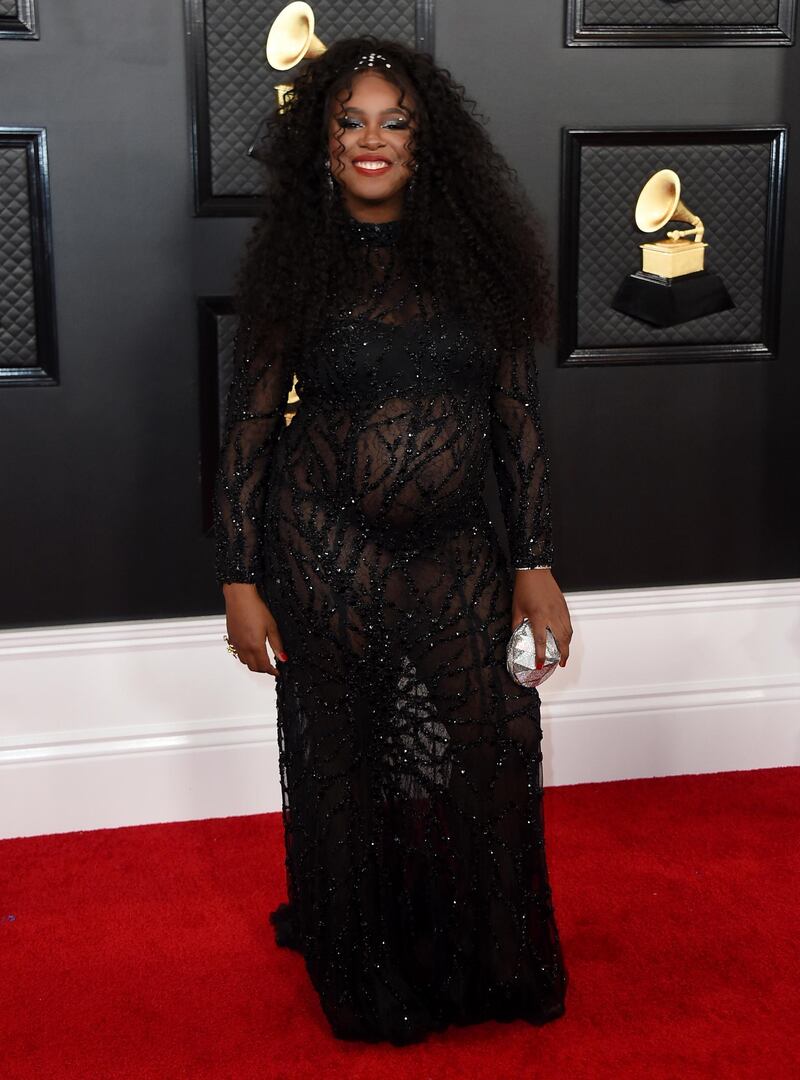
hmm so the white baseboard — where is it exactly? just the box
[2,578,798,840]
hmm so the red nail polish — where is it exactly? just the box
[278,651,288,662]
[536,660,543,670]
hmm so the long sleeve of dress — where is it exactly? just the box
[213,320,293,586]
[489,332,555,570]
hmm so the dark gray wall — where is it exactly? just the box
[0,0,797,630]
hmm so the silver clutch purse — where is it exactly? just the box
[506,617,561,689]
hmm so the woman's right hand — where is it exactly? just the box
[222,583,287,677]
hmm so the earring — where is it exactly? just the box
[325,158,334,192]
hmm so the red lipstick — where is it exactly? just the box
[351,155,392,175]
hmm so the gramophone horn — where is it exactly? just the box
[266,1,327,71]
[634,168,704,242]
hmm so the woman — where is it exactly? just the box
[214,36,573,1046]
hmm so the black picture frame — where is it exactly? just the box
[198,296,237,534]
[558,126,788,367]
[0,127,58,386]
[185,0,436,217]
[566,0,797,46]
[197,296,301,533]
[0,0,38,40]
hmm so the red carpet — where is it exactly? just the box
[1,766,798,1079]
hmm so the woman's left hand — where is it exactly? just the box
[511,569,572,669]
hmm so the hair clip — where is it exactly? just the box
[353,51,391,70]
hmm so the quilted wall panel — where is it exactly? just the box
[198,297,300,533]
[0,0,37,38]
[215,308,238,437]
[568,0,795,43]
[0,143,37,369]
[212,306,296,436]
[197,298,238,533]
[0,130,57,382]
[199,0,420,201]
[584,1,779,25]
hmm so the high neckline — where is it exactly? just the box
[345,215,402,245]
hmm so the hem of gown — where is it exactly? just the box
[326,1001,567,1048]
[269,900,303,951]
[267,901,568,1047]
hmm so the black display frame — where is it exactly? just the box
[185,0,436,217]
[0,127,59,386]
[198,293,305,530]
[558,126,788,367]
[198,296,236,534]
[0,0,38,40]
[566,0,797,46]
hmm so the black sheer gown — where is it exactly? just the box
[213,213,568,1045]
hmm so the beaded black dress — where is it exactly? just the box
[213,213,568,1045]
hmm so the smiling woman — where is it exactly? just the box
[214,35,572,1047]
[327,70,418,220]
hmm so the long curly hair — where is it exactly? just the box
[234,36,555,363]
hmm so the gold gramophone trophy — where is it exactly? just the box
[248,3,327,156]
[266,1,327,111]
[253,3,330,422]
[611,169,734,327]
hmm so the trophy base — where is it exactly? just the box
[611,270,735,328]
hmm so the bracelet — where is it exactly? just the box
[514,564,551,571]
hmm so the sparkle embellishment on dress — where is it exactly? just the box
[212,212,566,1045]
[345,214,403,248]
